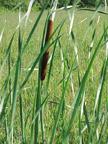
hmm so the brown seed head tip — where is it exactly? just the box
[41,73,45,81]
[40,52,49,81]
[41,65,47,81]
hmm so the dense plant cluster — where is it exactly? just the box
[0,0,107,10]
[0,0,29,10]
[0,0,108,143]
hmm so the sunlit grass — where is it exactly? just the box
[0,5,108,143]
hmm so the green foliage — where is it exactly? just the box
[0,0,108,10]
[58,0,70,6]
[0,5,108,143]
[0,0,108,142]
[0,0,29,10]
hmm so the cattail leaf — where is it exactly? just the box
[49,62,74,144]
[22,8,44,53]
[94,57,108,121]
[63,27,108,142]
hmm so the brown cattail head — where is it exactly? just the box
[40,19,53,81]
[40,0,58,81]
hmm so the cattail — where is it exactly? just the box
[40,19,53,80]
[40,0,58,81]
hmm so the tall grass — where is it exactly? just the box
[0,0,108,143]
